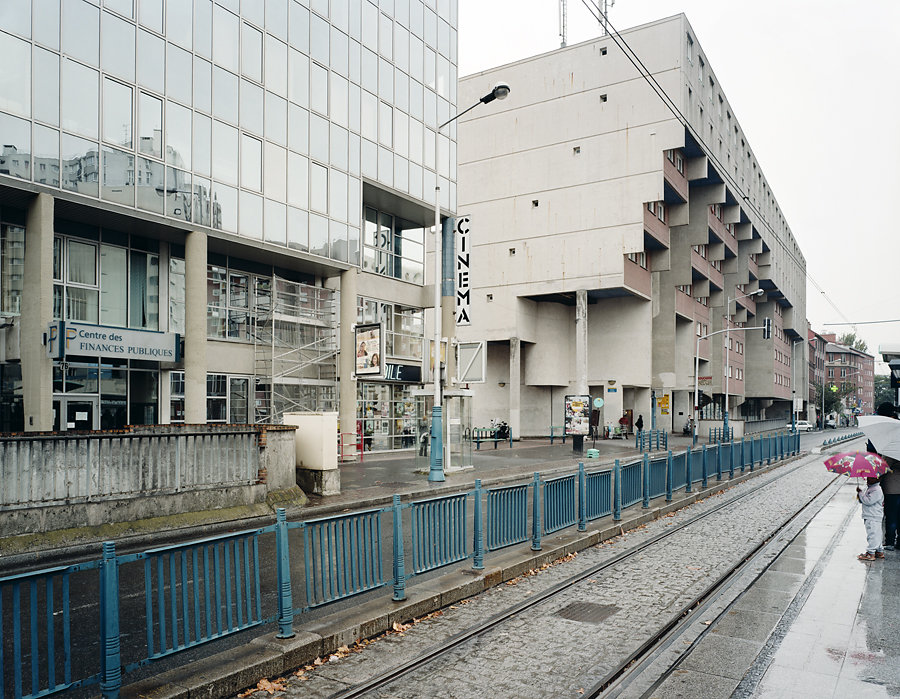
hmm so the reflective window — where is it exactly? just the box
[287,152,308,208]
[330,220,347,261]
[329,169,347,222]
[138,0,163,33]
[137,29,165,95]
[393,110,408,158]
[166,101,191,169]
[394,68,408,113]
[349,38,360,83]
[286,206,308,251]
[264,199,286,245]
[330,123,348,170]
[361,0,376,51]
[192,111,211,175]
[288,1,309,54]
[33,124,60,187]
[166,0,192,48]
[331,26,348,76]
[239,79,263,134]
[0,32,31,118]
[62,0,99,66]
[1,0,32,38]
[0,112,30,180]
[310,0,329,20]
[129,249,159,329]
[309,213,328,257]
[61,59,99,139]
[240,134,262,191]
[212,4,239,73]
[395,24,408,71]
[264,142,286,201]
[165,166,191,221]
[102,79,133,148]
[166,44,192,105]
[135,156,163,213]
[238,190,262,239]
[360,90,376,141]
[193,0,211,57]
[361,47,377,94]
[409,77,423,121]
[193,175,211,225]
[265,35,287,97]
[288,49,309,106]
[331,73,348,127]
[33,0,60,49]
[424,46,435,91]
[265,92,287,145]
[137,92,162,158]
[288,103,308,154]
[378,57,393,102]
[310,13,329,64]
[349,82,360,133]
[212,182,237,232]
[409,34,423,83]
[310,62,328,115]
[379,101,392,147]
[105,0,134,19]
[309,113,328,164]
[437,54,449,99]
[360,137,376,178]
[378,146,392,186]
[212,66,238,123]
[193,57,212,112]
[211,120,238,184]
[101,10,135,82]
[310,162,327,213]
[266,0,288,41]
[100,243,128,325]
[379,13,392,59]
[241,22,262,83]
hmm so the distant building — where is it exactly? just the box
[821,334,875,421]
[807,329,827,426]
[457,15,807,436]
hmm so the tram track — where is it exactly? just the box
[327,455,843,698]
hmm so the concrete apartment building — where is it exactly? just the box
[456,15,808,438]
[821,333,874,423]
[808,329,827,426]
[0,0,460,453]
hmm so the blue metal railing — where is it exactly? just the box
[2,432,805,699]
[635,429,667,452]
[708,426,734,443]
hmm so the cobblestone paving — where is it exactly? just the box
[255,457,837,698]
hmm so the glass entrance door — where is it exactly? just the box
[444,393,473,471]
[53,396,100,432]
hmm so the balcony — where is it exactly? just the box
[643,207,670,249]
[708,209,738,256]
[663,153,689,203]
[624,257,652,298]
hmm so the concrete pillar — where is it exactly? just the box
[21,194,54,431]
[509,337,521,439]
[575,290,588,395]
[339,268,358,453]
[184,230,207,423]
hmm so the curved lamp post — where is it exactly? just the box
[429,82,510,483]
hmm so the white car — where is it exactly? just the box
[787,420,814,432]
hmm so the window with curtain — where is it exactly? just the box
[129,250,159,329]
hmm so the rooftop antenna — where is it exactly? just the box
[559,0,567,47]
[599,0,615,36]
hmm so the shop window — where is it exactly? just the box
[0,223,25,316]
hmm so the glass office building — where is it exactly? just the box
[0,0,458,450]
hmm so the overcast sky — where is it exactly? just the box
[458,1,900,372]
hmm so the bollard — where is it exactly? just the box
[613,459,622,521]
[577,463,587,531]
[531,473,542,551]
[473,480,484,570]
[100,542,122,699]
[275,508,295,638]
[392,495,406,601]
[666,450,673,502]
[642,453,651,508]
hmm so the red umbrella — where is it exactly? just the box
[823,451,889,478]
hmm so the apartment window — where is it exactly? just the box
[676,284,692,296]
[626,251,647,269]
[686,35,693,63]
[696,322,702,337]
[169,372,250,423]
[698,56,704,85]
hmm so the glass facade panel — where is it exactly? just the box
[100,244,127,326]
[33,46,59,126]
[193,0,212,57]
[287,206,308,251]
[264,199,286,245]
[264,142,286,200]
[166,43,193,105]
[211,120,238,184]
[310,62,328,115]
[238,190,262,239]
[192,111,211,175]
[101,147,135,206]
[193,175,211,226]
[310,162,327,213]
[61,133,99,197]
[213,182,237,231]
[135,156,164,213]
[0,112,31,180]
[136,29,165,94]
[265,92,287,145]
[61,59,99,138]
[101,10,135,83]
[265,35,288,97]
[193,56,212,112]
[0,224,25,316]
[241,21,262,83]
[138,0,163,33]
[102,79,133,148]
[62,0,99,66]
[33,124,60,187]
[309,213,328,257]
[129,250,159,329]
[212,4,239,72]
[239,79,263,134]
[165,167,191,221]
[166,101,191,168]
[212,66,238,123]
[0,31,31,118]
[310,13,329,64]
[138,92,162,158]
[166,0,192,48]
[287,152,308,208]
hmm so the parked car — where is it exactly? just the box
[825,418,836,429]
[787,420,814,432]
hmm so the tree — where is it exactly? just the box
[814,381,853,417]
[874,374,894,410]
[837,332,868,353]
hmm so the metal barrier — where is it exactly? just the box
[635,429,667,452]
[549,426,567,444]
[708,426,734,443]
[1,433,805,699]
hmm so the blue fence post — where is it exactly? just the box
[99,542,122,699]
[768,434,773,464]
[716,443,722,481]
[740,437,746,472]
[274,508,295,638]
[664,431,668,450]
[729,442,735,479]
[686,448,693,494]
[577,463,587,531]
[666,450,673,502]
[531,472,542,551]
[642,453,651,508]
[702,445,708,488]
[392,495,406,601]
[613,459,622,521]
[473,479,485,570]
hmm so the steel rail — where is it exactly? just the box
[328,455,827,699]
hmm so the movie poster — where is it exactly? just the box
[355,324,382,376]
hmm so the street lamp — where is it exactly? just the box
[723,289,764,437]
[789,337,804,433]
[429,82,510,483]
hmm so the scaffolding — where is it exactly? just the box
[253,277,339,423]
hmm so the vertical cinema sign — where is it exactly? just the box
[455,216,471,325]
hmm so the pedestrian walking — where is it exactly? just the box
[635,414,644,433]
[857,477,885,561]
[881,463,900,550]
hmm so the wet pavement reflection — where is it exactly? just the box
[752,480,900,698]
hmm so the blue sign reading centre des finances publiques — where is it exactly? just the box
[47,322,181,362]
